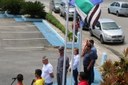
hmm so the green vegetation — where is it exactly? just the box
[21,1,46,18]
[45,13,74,41]
[101,48,128,85]
[0,0,5,11]
[3,0,24,15]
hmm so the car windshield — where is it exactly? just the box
[121,3,128,8]
[102,22,120,30]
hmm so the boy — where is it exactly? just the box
[78,72,89,85]
[31,69,45,85]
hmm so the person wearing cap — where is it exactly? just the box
[57,46,69,85]
[41,56,54,85]
[16,74,24,85]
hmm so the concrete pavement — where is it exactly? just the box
[0,14,120,85]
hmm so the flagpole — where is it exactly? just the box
[70,7,76,85]
[79,17,83,72]
[62,0,69,85]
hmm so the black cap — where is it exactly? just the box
[58,46,64,51]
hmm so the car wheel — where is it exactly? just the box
[100,36,104,44]
[53,8,56,13]
[108,8,111,14]
[90,29,94,36]
[116,11,120,16]
[121,39,125,44]
[64,13,66,20]
[60,12,62,17]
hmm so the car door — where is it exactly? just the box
[93,21,101,39]
[112,2,118,13]
[109,2,116,13]
[114,2,120,14]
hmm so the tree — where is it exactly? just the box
[101,48,128,85]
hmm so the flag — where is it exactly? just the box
[74,0,103,28]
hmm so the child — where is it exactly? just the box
[16,74,24,85]
[31,69,45,85]
[78,72,89,85]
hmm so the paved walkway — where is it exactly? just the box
[34,21,64,46]
[53,68,102,85]
[33,19,102,85]
[3,16,102,84]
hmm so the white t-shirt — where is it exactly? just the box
[70,54,80,70]
[41,63,53,83]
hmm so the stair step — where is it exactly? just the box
[0,31,43,39]
[2,38,49,47]
[4,46,45,51]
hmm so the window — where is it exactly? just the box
[121,3,128,8]
[102,22,119,30]
[115,3,120,7]
[96,22,101,29]
[111,2,116,6]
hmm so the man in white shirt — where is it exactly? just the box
[41,56,54,85]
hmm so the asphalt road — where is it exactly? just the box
[39,0,128,57]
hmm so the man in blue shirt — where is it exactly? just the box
[89,39,98,83]
[82,40,97,85]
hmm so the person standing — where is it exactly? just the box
[41,56,54,85]
[82,43,96,85]
[69,48,80,85]
[72,17,80,35]
[89,39,98,83]
[31,69,45,85]
[57,46,69,85]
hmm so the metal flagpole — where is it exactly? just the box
[79,17,83,72]
[70,7,76,85]
[62,0,69,85]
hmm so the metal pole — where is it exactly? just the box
[79,17,83,72]
[62,0,69,85]
[70,8,76,85]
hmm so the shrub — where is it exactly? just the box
[101,48,128,85]
[45,13,75,41]
[0,0,5,11]
[45,13,66,33]
[3,0,24,15]
[21,1,46,18]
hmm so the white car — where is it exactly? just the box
[59,2,75,19]
[51,0,61,13]
[108,1,128,16]
[89,18,125,44]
